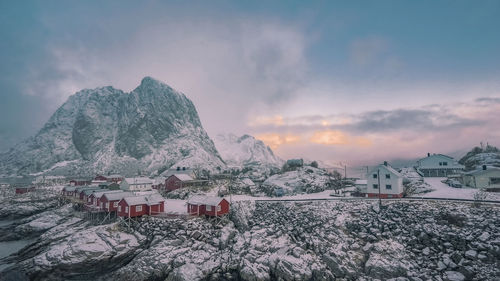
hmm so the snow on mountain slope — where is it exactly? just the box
[214,133,283,169]
[0,77,225,177]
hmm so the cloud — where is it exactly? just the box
[22,16,309,139]
[310,130,372,147]
[350,36,388,66]
[255,133,301,149]
[250,98,500,165]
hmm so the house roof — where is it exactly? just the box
[63,186,78,192]
[106,174,123,178]
[122,193,165,206]
[124,177,153,185]
[369,163,403,178]
[187,195,226,206]
[91,190,122,198]
[418,153,454,161]
[103,191,133,201]
[172,174,194,181]
[84,188,108,196]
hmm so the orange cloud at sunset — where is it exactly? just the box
[310,130,372,147]
[256,133,301,149]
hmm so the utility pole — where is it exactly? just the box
[377,168,381,208]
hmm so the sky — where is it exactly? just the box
[1,0,500,167]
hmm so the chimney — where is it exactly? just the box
[383,161,388,166]
[427,153,430,157]
[483,165,487,170]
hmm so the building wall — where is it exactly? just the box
[166,176,182,191]
[366,166,403,195]
[205,200,230,216]
[117,201,148,217]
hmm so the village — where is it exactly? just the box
[3,148,499,232]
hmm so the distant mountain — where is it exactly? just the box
[0,77,225,177]
[459,144,500,171]
[214,133,283,171]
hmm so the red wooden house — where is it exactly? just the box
[117,194,165,218]
[15,186,35,194]
[106,174,123,183]
[165,174,208,191]
[69,179,91,186]
[88,190,122,208]
[94,175,108,181]
[100,191,133,212]
[62,186,78,197]
[187,196,230,217]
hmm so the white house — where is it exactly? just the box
[120,177,153,191]
[416,153,464,177]
[462,165,500,189]
[366,162,404,198]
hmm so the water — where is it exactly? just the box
[0,220,33,271]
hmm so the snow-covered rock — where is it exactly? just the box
[260,166,331,195]
[214,133,283,173]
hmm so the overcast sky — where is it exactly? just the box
[1,1,500,166]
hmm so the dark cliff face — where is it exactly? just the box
[0,77,224,176]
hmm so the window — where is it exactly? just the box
[136,205,142,212]
[373,184,378,189]
[217,205,222,212]
[443,162,448,166]
[125,206,129,213]
[439,162,442,166]
[113,202,118,207]
[118,206,122,212]
[373,174,378,179]
[105,203,109,209]
[207,205,212,211]
[491,178,500,184]
[386,184,392,189]
[385,174,390,179]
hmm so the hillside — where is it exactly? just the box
[214,133,283,174]
[458,144,500,171]
[0,77,225,177]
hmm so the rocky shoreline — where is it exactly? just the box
[0,192,499,281]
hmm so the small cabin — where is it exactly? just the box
[100,191,133,212]
[165,174,208,191]
[88,190,122,208]
[187,196,230,217]
[462,165,500,189]
[62,186,78,197]
[117,194,165,218]
[69,179,92,186]
[15,186,35,194]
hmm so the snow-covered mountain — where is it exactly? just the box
[0,77,225,177]
[214,133,283,170]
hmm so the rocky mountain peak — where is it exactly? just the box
[0,77,224,177]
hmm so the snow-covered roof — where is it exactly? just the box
[106,174,123,178]
[103,191,133,201]
[91,190,122,198]
[63,186,78,192]
[187,195,226,206]
[84,188,107,196]
[369,164,403,178]
[124,177,153,185]
[172,174,194,181]
[418,153,454,161]
[122,193,165,206]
